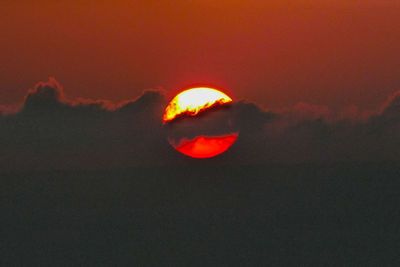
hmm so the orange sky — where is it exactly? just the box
[1,0,399,110]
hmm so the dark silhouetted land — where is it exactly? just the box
[2,163,399,266]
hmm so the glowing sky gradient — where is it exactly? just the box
[1,1,399,111]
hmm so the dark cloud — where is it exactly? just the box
[1,78,399,171]
[0,78,171,171]
[165,101,275,142]
[242,91,400,163]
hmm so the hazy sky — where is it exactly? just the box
[1,0,399,110]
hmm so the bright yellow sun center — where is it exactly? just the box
[163,87,232,123]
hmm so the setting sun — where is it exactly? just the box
[163,87,232,123]
[163,87,237,158]
[170,134,238,159]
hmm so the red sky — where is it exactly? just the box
[1,0,399,110]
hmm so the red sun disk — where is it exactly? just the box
[171,134,238,159]
[164,87,238,158]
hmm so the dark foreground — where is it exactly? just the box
[2,163,399,266]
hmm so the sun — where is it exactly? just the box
[163,87,232,123]
[163,87,238,159]
[169,134,238,159]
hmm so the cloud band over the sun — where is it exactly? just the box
[1,78,399,171]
